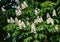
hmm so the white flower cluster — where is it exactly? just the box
[7,1,28,29]
[15,1,28,16]
[46,9,57,25]
[15,17,19,25]
[1,6,6,12]
[46,12,54,25]
[31,23,38,38]
[27,21,30,26]
[7,17,26,29]
[7,17,14,23]
[47,13,50,18]
[31,23,36,33]
[22,1,28,9]
[34,8,40,15]
[15,6,22,16]
[18,20,26,29]
[47,17,54,25]
[34,16,43,24]
[54,25,58,32]
[52,9,57,16]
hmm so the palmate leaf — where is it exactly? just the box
[5,9,16,17]
[36,26,44,32]
[46,25,55,33]
[33,40,40,42]
[12,30,20,37]
[38,34,47,39]
[24,32,30,36]
[3,24,19,33]
[24,36,32,42]
[23,26,31,31]
[40,1,56,8]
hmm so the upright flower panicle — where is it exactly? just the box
[55,25,58,32]
[34,17,43,24]
[27,21,30,26]
[47,17,54,25]
[15,9,22,16]
[7,17,14,23]
[31,23,36,33]
[38,17,43,23]
[21,21,26,27]
[34,9,38,15]
[23,1,28,7]
[1,7,6,12]
[22,1,28,9]
[10,17,15,23]
[17,6,22,10]
[18,20,26,29]
[26,17,30,20]
[15,5,22,16]
[7,19,11,23]
[47,12,51,18]
[15,17,19,25]
[52,9,57,16]
[18,20,22,29]
[34,8,40,15]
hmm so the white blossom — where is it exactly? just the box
[18,20,26,29]
[34,8,40,15]
[34,17,43,24]
[15,9,22,16]
[22,1,28,9]
[34,9,38,15]
[15,17,19,25]
[1,7,6,12]
[27,21,30,26]
[26,17,30,20]
[31,23,36,33]
[18,20,21,23]
[15,6,22,16]
[52,9,57,16]
[34,19,38,24]
[47,17,54,25]
[55,25,58,32]
[47,12,51,18]
[38,17,43,23]
[17,6,22,10]
[10,17,15,23]
[22,4,26,9]
[21,21,26,27]
[23,1,28,7]
[15,0,19,4]
[7,17,14,23]
[7,19,11,23]
[18,20,22,29]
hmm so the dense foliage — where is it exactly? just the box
[0,0,60,42]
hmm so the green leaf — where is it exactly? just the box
[12,31,20,37]
[39,34,47,39]
[33,40,40,42]
[24,36,32,42]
